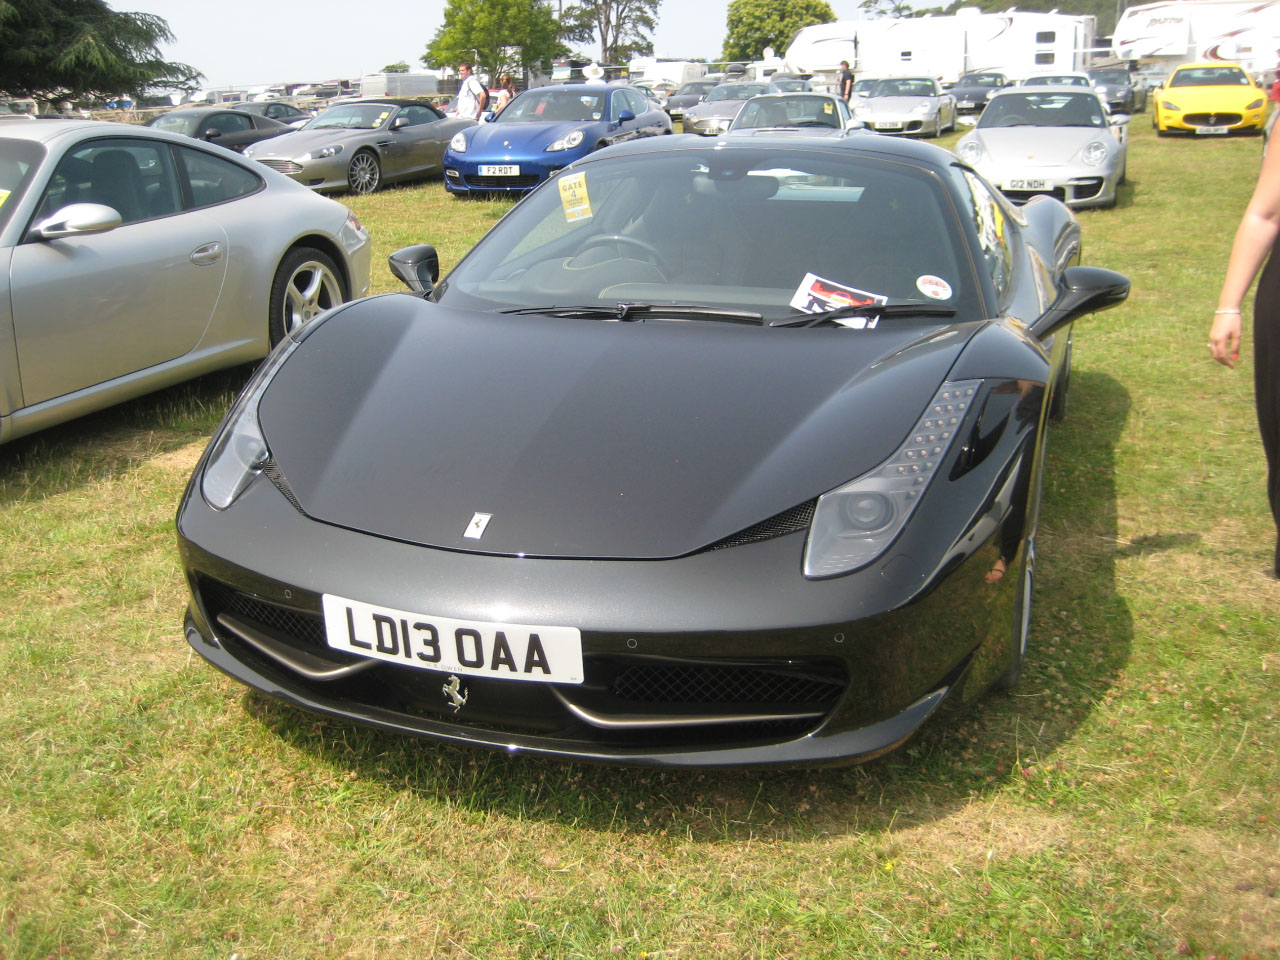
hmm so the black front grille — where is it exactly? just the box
[706,500,815,551]
[202,579,325,649]
[464,174,541,189]
[610,662,844,706]
[1070,178,1103,200]
[1003,187,1066,204]
[1185,112,1241,127]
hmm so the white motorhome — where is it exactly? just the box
[359,72,441,99]
[627,58,707,87]
[784,9,1096,88]
[1113,0,1280,78]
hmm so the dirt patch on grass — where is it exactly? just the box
[889,799,1075,866]
[147,441,206,474]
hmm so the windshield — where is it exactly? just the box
[676,82,716,97]
[149,113,201,136]
[0,139,44,233]
[1089,69,1130,84]
[734,96,842,129]
[772,79,810,92]
[1170,66,1251,87]
[869,79,935,98]
[502,89,606,122]
[978,92,1106,128]
[305,103,396,130]
[704,84,770,102]
[958,74,1005,87]
[1024,75,1090,87]
[437,146,977,324]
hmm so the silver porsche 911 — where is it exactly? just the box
[0,120,371,444]
[850,77,956,137]
[955,87,1129,209]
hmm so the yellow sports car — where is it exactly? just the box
[1153,62,1267,136]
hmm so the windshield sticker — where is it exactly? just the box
[0,189,9,210]
[791,273,887,325]
[916,275,953,300]
[558,172,593,222]
[823,102,833,114]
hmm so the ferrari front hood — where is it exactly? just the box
[257,295,976,559]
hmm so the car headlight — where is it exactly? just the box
[200,317,331,510]
[1161,100,1179,111]
[957,139,983,164]
[803,381,980,578]
[1081,140,1109,165]
[297,144,343,161]
[1247,99,1264,110]
[547,130,585,152]
[450,131,468,152]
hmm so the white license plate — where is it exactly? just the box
[1195,126,1229,135]
[1007,178,1048,189]
[873,122,901,130]
[322,594,583,684]
[478,164,521,175]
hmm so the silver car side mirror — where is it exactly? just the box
[31,203,122,240]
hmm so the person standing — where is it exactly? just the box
[456,63,489,120]
[1208,131,1280,574]
[494,74,516,113]
[838,60,854,101]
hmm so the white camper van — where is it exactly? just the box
[785,9,1096,89]
[1113,0,1280,79]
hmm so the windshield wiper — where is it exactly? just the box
[500,303,764,324]
[769,303,958,328]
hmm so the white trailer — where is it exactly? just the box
[626,59,707,87]
[358,72,440,99]
[1113,0,1280,78]
[784,9,1096,87]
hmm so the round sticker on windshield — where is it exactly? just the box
[916,275,953,300]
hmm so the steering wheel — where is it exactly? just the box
[996,114,1029,126]
[576,234,671,279]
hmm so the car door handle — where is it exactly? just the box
[190,241,223,266]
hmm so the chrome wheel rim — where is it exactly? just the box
[349,153,379,194]
[282,260,342,334]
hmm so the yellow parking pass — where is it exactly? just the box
[558,172,592,222]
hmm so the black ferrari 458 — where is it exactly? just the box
[178,132,1128,767]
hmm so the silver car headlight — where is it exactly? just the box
[1081,140,1109,165]
[298,144,343,161]
[547,130,585,151]
[450,131,468,152]
[803,381,980,578]
[957,139,983,164]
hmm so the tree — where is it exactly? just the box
[858,0,913,19]
[423,0,565,80]
[381,60,410,74]
[562,0,660,66]
[722,0,835,61]
[0,0,200,100]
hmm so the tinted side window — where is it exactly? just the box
[176,146,263,208]
[955,168,1013,303]
[33,137,181,226]
[203,112,254,136]
[399,105,436,125]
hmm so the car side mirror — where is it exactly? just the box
[1110,113,1130,126]
[203,129,222,140]
[617,110,636,123]
[845,117,865,129]
[480,110,496,122]
[390,116,410,130]
[1031,266,1129,339]
[388,244,440,295]
[30,202,122,240]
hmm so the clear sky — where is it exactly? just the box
[127,0,866,89]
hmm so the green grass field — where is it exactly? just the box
[1,120,1277,959]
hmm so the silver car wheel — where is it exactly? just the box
[348,151,381,195]
[282,259,342,335]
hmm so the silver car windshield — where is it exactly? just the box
[735,97,842,129]
[502,90,606,122]
[307,104,396,129]
[438,147,976,324]
[869,79,936,97]
[979,92,1107,129]
[704,84,770,102]
[0,139,44,233]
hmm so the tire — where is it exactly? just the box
[347,150,381,195]
[268,247,347,345]
[993,538,1034,692]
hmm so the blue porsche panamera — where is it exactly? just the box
[443,83,671,195]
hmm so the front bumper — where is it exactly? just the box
[254,155,349,192]
[858,114,935,135]
[980,162,1120,209]
[444,151,572,194]
[683,114,736,136]
[1158,106,1265,134]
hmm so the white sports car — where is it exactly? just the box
[955,87,1129,209]
[850,77,956,137]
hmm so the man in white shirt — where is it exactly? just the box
[456,63,489,120]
